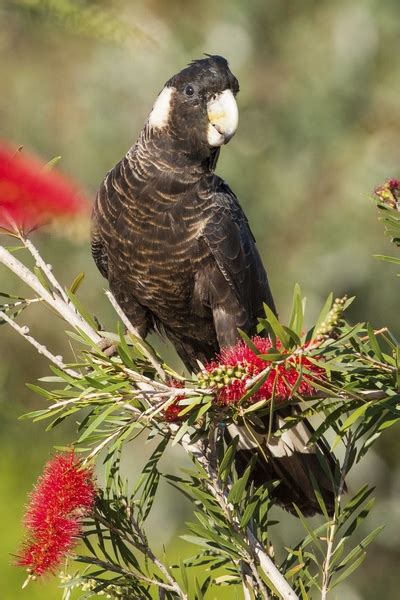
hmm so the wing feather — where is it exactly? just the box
[199,178,276,344]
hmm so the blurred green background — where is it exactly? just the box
[1,1,400,598]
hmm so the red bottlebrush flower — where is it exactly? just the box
[164,378,185,422]
[164,402,184,422]
[200,336,324,406]
[0,143,89,234]
[388,178,400,192]
[16,452,96,577]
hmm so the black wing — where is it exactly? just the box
[200,178,276,345]
[91,161,152,336]
[91,162,125,280]
[91,205,109,279]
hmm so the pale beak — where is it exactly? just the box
[207,89,239,147]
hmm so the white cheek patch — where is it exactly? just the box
[148,86,174,129]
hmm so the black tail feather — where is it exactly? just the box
[228,407,338,517]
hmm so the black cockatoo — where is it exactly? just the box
[92,55,335,516]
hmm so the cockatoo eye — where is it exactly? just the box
[184,84,195,97]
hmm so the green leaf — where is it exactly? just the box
[293,505,323,554]
[218,435,239,480]
[214,574,240,585]
[288,283,304,337]
[299,577,310,599]
[340,402,372,432]
[179,557,189,592]
[242,398,269,414]
[239,496,259,528]
[330,553,367,589]
[257,351,286,361]
[194,576,204,600]
[69,272,85,294]
[238,369,270,404]
[34,266,51,291]
[311,293,333,340]
[200,575,211,596]
[172,421,190,446]
[333,323,365,346]
[133,436,169,495]
[373,254,400,265]
[195,400,212,419]
[237,328,261,354]
[342,485,374,517]
[286,562,306,579]
[116,321,133,366]
[78,405,116,442]
[340,498,375,539]
[178,399,211,419]
[263,303,291,348]
[44,155,62,170]
[185,522,239,554]
[283,325,301,346]
[49,365,85,387]
[66,289,99,331]
[180,535,215,550]
[0,291,25,300]
[140,470,160,521]
[378,417,400,432]
[308,470,329,520]
[227,460,254,505]
[335,526,383,572]
[367,323,384,361]
[25,383,54,399]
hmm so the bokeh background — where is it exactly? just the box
[1,1,400,598]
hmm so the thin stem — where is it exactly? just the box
[121,364,202,395]
[178,428,299,600]
[321,432,353,600]
[209,426,268,598]
[95,512,188,600]
[77,555,179,593]
[0,297,41,311]
[85,428,123,462]
[359,327,388,341]
[130,515,188,599]
[246,528,296,600]
[241,561,255,600]
[21,236,70,304]
[317,388,387,401]
[0,245,101,343]
[0,309,80,377]
[105,290,166,380]
[47,394,141,417]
